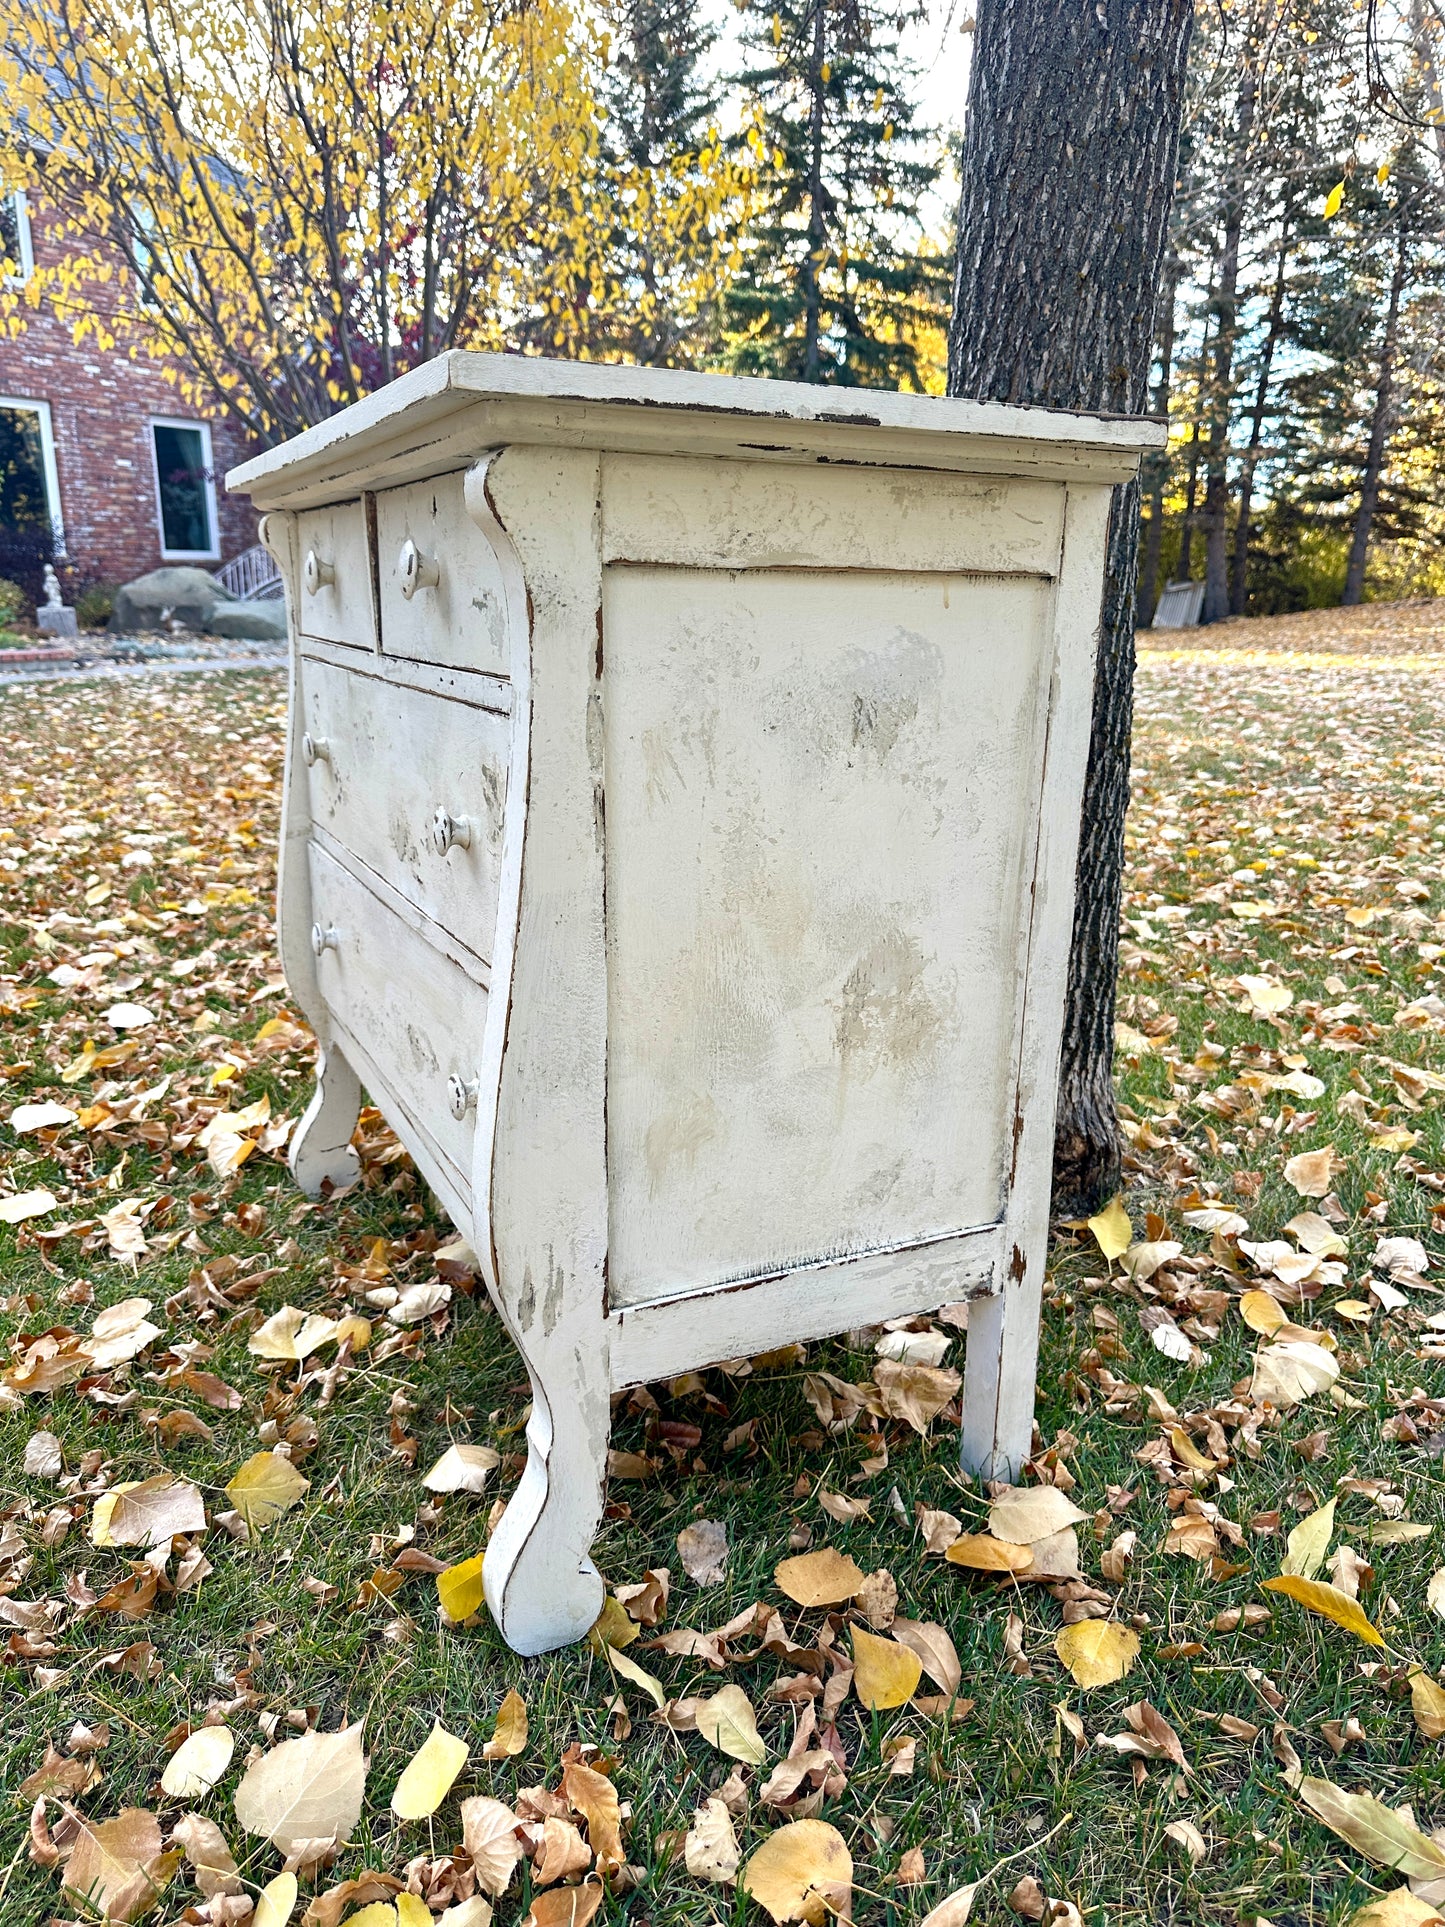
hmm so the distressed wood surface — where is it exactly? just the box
[376,469,512,677]
[293,500,375,650]
[298,652,508,967]
[236,364,1150,1654]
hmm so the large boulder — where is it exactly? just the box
[208,601,287,642]
[110,566,232,634]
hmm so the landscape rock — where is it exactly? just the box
[208,601,286,642]
[109,566,233,635]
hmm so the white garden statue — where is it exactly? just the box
[36,563,78,638]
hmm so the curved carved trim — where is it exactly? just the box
[461,451,532,1287]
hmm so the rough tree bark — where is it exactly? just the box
[948,0,1193,1220]
[1343,220,1408,607]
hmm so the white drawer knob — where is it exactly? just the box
[398,538,440,600]
[447,1074,480,1121]
[303,549,335,596]
[301,732,331,768]
[311,922,340,957]
[430,808,473,855]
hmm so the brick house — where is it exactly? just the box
[0,185,258,598]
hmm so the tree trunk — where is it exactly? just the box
[1201,69,1256,623]
[1138,251,1180,626]
[948,0,1193,1220]
[1229,201,1293,616]
[1343,220,1408,607]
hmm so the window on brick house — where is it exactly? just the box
[0,396,65,563]
[150,419,219,560]
[0,192,34,284]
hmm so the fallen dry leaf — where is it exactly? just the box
[851,1627,923,1709]
[1087,1194,1133,1261]
[64,1809,180,1922]
[160,1725,235,1800]
[1410,1670,1445,1742]
[254,1871,300,1927]
[741,1818,852,1925]
[1261,1575,1385,1646]
[522,1883,604,1927]
[93,1474,206,1548]
[391,1720,468,1819]
[890,1617,962,1695]
[945,1533,1034,1573]
[437,1551,487,1622]
[225,1451,309,1532]
[988,1486,1086,1543]
[563,1759,624,1873]
[1281,1497,1337,1580]
[423,1443,502,1494]
[1283,1146,1338,1197]
[696,1683,768,1765]
[677,1518,729,1585]
[1054,1620,1140,1689]
[1300,1777,1445,1880]
[248,1304,340,1362]
[233,1721,367,1856]
[481,1688,528,1760]
[774,1547,866,1608]
[685,1795,741,1883]
[460,1795,523,1895]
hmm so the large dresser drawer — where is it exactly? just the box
[298,654,507,967]
[294,500,376,648]
[375,471,510,675]
[306,842,488,1190]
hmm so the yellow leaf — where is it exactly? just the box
[1261,1575,1385,1645]
[1054,1619,1140,1688]
[742,1818,853,1925]
[254,1871,299,1927]
[225,1452,309,1532]
[851,1627,923,1709]
[1087,1194,1133,1262]
[342,1907,397,1926]
[1410,1669,1445,1741]
[944,1534,1034,1573]
[248,1305,340,1362]
[1350,1887,1445,1926]
[391,1719,469,1818]
[482,1688,529,1758]
[1301,1776,1445,1878]
[1323,181,1345,217]
[437,1552,486,1623]
[1376,163,1391,187]
[774,1547,866,1608]
[161,1725,235,1799]
[696,1683,768,1764]
[397,1899,435,1927]
[605,1643,667,1707]
[1281,1497,1336,1580]
[587,1593,639,1651]
[1240,1289,1287,1336]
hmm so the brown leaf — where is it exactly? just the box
[741,1819,852,1925]
[871,1359,960,1434]
[523,1882,604,1927]
[63,1808,179,1923]
[460,1796,524,1895]
[562,1760,624,1874]
[774,1548,866,1608]
[677,1519,728,1585]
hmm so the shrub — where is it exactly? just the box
[0,577,26,626]
[75,583,115,631]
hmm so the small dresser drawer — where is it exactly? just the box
[375,471,510,675]
[306,842,487,1188]
[298,656,507,966]
[294,501,376,648]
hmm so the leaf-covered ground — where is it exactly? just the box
[2,607,1445,1927]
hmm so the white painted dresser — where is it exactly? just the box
[229,355,1160,1655]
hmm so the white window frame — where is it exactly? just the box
[2,190,34,285]
[0,393,66,557]
[149,416,219,562]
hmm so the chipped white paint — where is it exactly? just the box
[234,353,1160,1657]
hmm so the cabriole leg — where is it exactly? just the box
[482,1348,608,1656]
[289,1043,362,1197]
[959,1264,1042,1484]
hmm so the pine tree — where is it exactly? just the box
[594,0,731,365]
[723,0,946,389]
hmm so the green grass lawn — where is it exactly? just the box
[2,619,1445,1927]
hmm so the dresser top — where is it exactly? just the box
[228,351,1165,506]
